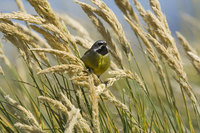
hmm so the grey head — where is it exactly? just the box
[91,40,108,56]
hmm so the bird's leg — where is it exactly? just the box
[98,76,109,87]
[82,67,93,75]
[97,75,107,85]
[103,80,109,85]
[87,67,93,74]
[98,75,103,83]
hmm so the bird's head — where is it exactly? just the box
[91,40,108,56]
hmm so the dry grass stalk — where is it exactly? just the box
[27,0,60,26]
[125,17,167,85]
[14,24,50,65]
[0,53,9,67]
[133,72,147,92]
[0,12,49,48]
[39,23,81,57]
[27,0,79,54]
[14,123,45,133]
[30,25,69,51]
[39,95,92,133]
[133,0,146,17]
[133,0,181,63]
[29,59,42,72]
[88,75,100,133]
[146,34,200,115]
[114,0,139,24]
[104,78,118,88]
[39,24,71,50]
[109,69,134,79]
[60,93,75,109]
[75,0,131,55]
[181,13,200,29]
[176,32,200,73]
[37,64,83,75]
[0,12,49,52]
[0,12,45,24]
[79,5,123,67]
[0,0,198,131]
[0,21,30,60]
[0,66,4,75]
[72,73,106,95]
[146,34,186,79]
[110,61,120,70]
[58,13,91,39]
[73,73,130,132]
[38,96,69,115]
[90,0,131,54]
[64,103,80,133]
[133,0,158,38]
[5,95,40,127]
[147,13,182,67]
[82,7,122,66]
[0,42,11,67]
[71,71,101,88]
[176,78,200,115]
[101,89,138,126]
[96,84,107,95]
[59,24,80,55]
[15,0,31,28]
[15,0,26,12]
[71,75,89,82]
[109,69,147,91]
[0,113,15,132]
[90,83,137,130]
[145,34,200,115]
[15,23,50,49]
[73,36,92,49]
[39,95,80,133]
[149,0,170,34]
[125,2,200,114]
[176,32,196,53]
[102,90,129,113]
[188,52,200,63]
[72,80,90,88]
[144,12,181,61]
[187,52,200,72]
[30,48,83,66]
[64,109,80,133]
[0,21,49,65]
[30,48,67,64]
[60,93,92,133]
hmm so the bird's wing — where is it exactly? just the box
[81,49,90,59]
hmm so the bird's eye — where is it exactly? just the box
[98,43,103,46]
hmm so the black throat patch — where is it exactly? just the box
[96,45,108,56]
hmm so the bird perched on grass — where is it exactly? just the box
[81,40,110,77]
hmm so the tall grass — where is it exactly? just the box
[0,0,199,132]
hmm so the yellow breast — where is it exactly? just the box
[93,54,110,76]
[81,51,110,76]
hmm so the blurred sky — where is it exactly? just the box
[0,0,199,66]
[0,0,196,35]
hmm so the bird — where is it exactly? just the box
[81,40,110,77]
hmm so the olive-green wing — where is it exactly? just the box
[81,50,100,69]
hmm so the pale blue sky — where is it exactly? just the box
[0,0,198,63]
[0,0,197,36]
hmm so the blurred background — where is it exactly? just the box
[0,0,200,132]
[1,0,200,86]
[0,0,200,61]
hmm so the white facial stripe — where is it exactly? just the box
[94,45,107,52]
